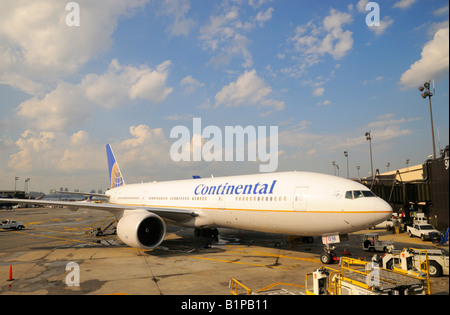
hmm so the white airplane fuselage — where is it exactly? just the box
[107,171,392,236]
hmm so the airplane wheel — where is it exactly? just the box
[320,252,332,264]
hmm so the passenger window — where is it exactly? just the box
[345,191,353,199]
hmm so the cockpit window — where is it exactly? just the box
[353,191,363,199]
[345,190,376,199]
[345,191,353,199]
[362,190,376,197]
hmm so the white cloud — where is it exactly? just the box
[113,125,180,181]
[286,8,353,77]
[255,7,274,25]
[393,0,417,10]
[313,87,325,96]
[129,60,173,103]
[400,27,449,89]
[249,0,273,9]
[158,0,196,37]
[214,70,285,111]
[316,100,331,106]
[356,0,369,13]
[7,129,104,173]
[368,16,394,36]
[434,5,449,16]
[368,114,419,128]
[5,125,173,190]
[16,82,91,131]
[278,113,416,165]
[199,6,252,68]
[199,2,274,68]
[180,75,205,94]
[16,60,174,131]
[0,0,150,90]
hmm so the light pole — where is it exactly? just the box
[386,162,390,172]
[344,151,349,178]
[332,161,336,176]
[356,165,360,179]
[365,131,374,179]
[25,178,30,194]
[14,177,19,192]
[418,81,437,159]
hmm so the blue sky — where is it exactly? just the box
[0,0,448,193]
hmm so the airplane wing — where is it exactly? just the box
[54,191,106,198]
[0,198,199,223]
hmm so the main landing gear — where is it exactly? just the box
[194,228,219,239]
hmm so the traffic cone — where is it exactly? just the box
[7,265,14,281]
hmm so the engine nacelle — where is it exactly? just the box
[117,211,166,249]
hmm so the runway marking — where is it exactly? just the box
[190,255,285,269]
[28,227,87,236]
[12,230,97,245]
[187,244,322,269]
[26,221,44,225]
[224,246,322,264]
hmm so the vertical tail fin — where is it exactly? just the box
[106,144,125,188]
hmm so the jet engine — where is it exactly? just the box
[117,211,166,249]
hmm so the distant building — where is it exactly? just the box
[379,164,425,182]
[362,145,448,230]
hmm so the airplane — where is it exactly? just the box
[0,144,392,264]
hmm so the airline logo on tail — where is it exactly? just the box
[106,144,125,188]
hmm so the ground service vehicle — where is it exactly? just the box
[305,257,430,295]
[0,219,25,230]
[382,248,449,277]
[362,233,394,252]
[407,224,441,241]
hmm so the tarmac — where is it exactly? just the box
[0,207,448,295]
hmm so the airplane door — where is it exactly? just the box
[293,187,308,211]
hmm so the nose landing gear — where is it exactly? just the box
[320,244,337,264]
[320,234,344,264]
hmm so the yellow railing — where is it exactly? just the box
[305,267,341,295]
[229,278,252,295]
[397,248,432,295]
[256,282,305,294]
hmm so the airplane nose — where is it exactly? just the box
[373,198,393,223]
